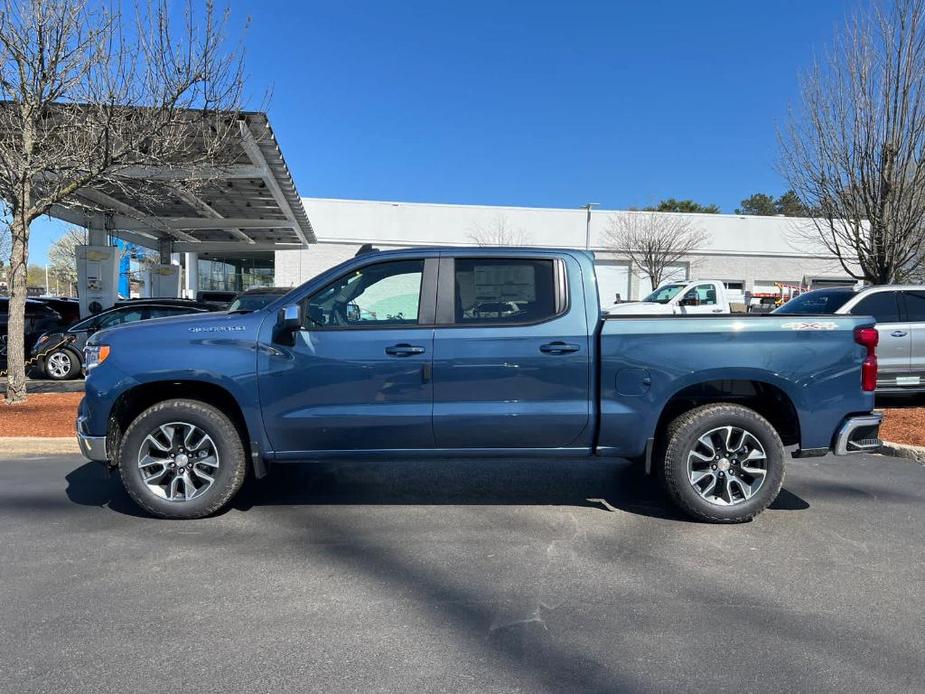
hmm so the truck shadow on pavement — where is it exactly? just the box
[64,457,810,521]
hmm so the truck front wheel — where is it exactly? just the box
[660,404,785,523]
[118,399,247,519]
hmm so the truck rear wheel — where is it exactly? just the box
[118,399,247,519]
[659,404,785,523]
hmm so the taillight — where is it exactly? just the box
[854,327,878,392]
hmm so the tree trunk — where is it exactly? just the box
[4,214,30,404]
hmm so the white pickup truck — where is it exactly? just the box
[607,279,742,315]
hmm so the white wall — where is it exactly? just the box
[275,197,851,301]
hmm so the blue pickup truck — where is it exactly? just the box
[77,247,882,522]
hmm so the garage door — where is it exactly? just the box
[595,262,630,308]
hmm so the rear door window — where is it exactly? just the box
[903,291,925,322]
[146,306,197,319]
[97,308,145,328]
[850,292,901,323]
[453,258,558,324]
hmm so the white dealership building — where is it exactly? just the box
[273,197,852,303]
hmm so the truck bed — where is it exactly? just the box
[596,313,876,458]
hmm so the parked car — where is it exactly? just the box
[607,279,740,315]
[227,287,291,313]
[31,300,215,380]
[195,290,238,310]
[774,285,925,392]
[36,297,81,326]
[77,248,881,522]
[0,298,65,366]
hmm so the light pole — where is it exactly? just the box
[580,203,599,250]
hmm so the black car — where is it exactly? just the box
[227,287,291,313]
[195,290,238,310]
[0,298,65,366]
[31,300,215,380]
[36,297,81,326]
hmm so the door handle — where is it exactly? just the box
[891,330,908,338]
[385,343,425,357]
[540,341,580,354]
[711,309,723,313]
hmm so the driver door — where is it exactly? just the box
[258,257,437,456]
[678,283,723,314]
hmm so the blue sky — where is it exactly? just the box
[28,0,850,264]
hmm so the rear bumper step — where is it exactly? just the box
[833,414,883,455]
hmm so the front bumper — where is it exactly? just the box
[833,413,883,455]
[76,413,108,462]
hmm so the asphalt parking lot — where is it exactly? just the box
[0,452,923,693]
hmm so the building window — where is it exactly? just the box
[197,253,274,292]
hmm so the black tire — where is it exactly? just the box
[659,403,785,523]
[119,399,247,519]
[42,347,80,380]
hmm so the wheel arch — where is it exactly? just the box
[109,380,263,477]
[651,378,801,463]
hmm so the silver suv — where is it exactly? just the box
[775,285,925,392]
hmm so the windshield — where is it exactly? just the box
[773,289,854,314]
[642,284,686,304]
[227,293,283,313]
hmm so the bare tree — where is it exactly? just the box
[468,215,532,246]
[779,0,925,284]
[0,218,8,264]
[603,212,708,289]
[45,226,84,294]
[0,0,247,403]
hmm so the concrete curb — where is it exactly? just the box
[879,440,925,464]
[0,437,79,456]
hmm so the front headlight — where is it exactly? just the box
[84,344,111,371]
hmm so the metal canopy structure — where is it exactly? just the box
[48,112,314,253]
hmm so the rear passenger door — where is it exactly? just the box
[901,291,925,388]
[849,291,910,388]
[431,254,591,450]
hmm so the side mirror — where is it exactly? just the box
[275,304,301,346]
[280,304,301,331]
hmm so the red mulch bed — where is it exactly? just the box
[0,393,82,437]
[880,408,925,447]
[0,393,922,449]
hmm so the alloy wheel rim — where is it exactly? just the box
[47,352,71,378]
[137,422,220,502]
[687,425,767,506]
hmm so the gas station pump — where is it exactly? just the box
[142,264,182,298]
[76,245,119,318]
